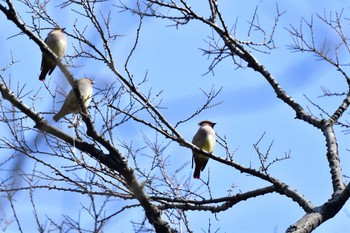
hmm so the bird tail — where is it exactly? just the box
[53,110,64,122]
[193,165,201,179]
[39,68,49,81]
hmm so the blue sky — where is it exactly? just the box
[1,0,350,232]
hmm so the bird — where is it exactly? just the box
[39,27,67,81]
[192,120,216,179]
[53,78,94,122]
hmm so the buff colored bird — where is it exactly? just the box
[39,27,67,81]
[53,78,94,122]
[192,120,216,179]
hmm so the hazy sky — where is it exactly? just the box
[1,1,350,232]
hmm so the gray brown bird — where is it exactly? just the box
[192,120,216,179]
[39,27,67,81]
[53,78,94,122]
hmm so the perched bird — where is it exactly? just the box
[39,27,67,81]
[192,120,216,179]
[53,78,94,122]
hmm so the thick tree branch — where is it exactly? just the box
[287,183,350,233]
[155,185,276,212]
[321,123,345,194]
